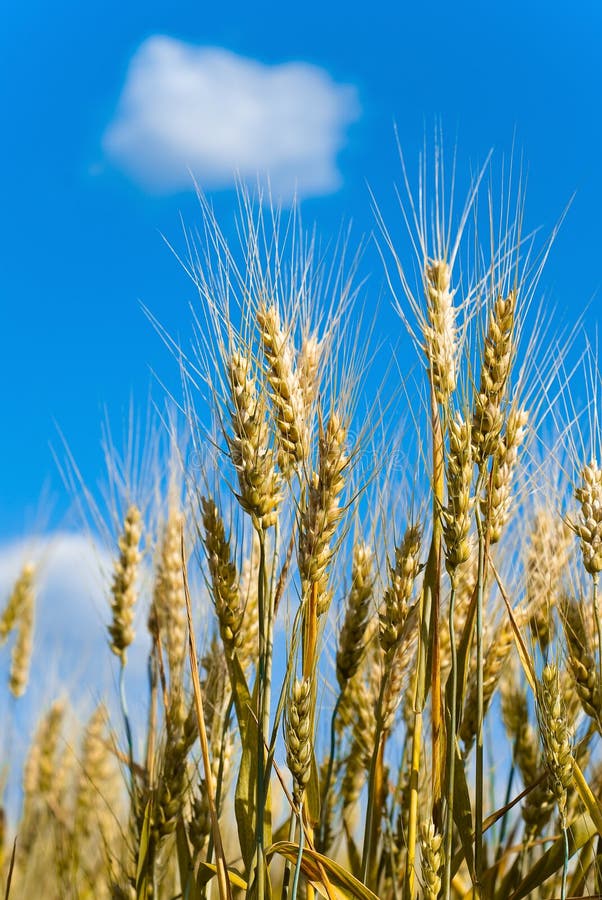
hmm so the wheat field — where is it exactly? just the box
[2,150,602,900]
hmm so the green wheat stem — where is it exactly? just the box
[119,660,138,821]
[282,810,297,900]
[255,529,268,900]
[206,695,234,866]
[291,805,305,900]
[442,584,457,900]
[474,507,487,896]
[593,576,602,704]
[561,825,569,900]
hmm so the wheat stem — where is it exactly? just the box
[405,707,423,900]
[182,532,231,900]
[282,813,296,900]
[442,584,457,900]
[118,662,137,822]
[291,807,305,900]
[255,529,268,900]
[561,825,569,900]
[474,489,487,897]
[594,577,602,708]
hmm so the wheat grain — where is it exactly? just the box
[0,562,34,644]
[237,530,260,673]
[379,525,422,656]
[562,597,602,727]
[574,459,602,576]
[257,302,308,478]
[472,292,517,465]
[536,663,574,828]
[442,413,473,579]
[423,259,457,404]
[151,501,187,681]
[336,540,375,688]
[420,819,444,900]
[227,348,281,527]
[298,411,348,616]
[9,570,35,698]
[285,677,313,806]
[298,332,321,413]
[201,496,243,655]
[108,505,142,664]
[484,405,528,543]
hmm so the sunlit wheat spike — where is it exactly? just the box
[298,331,322,413]
[336,540,375,688]
[483,405,528,543]
[379,524,422,656]
[480,292,517,403]
[423,258,458,404]
[522,769,556,840]
[472,291,517,465]
[561,597,602,727]
[227,348,281,528]
[573,459,602,576]
[285,676,313,806]
[151,501,187,680]
[155,701,198,839]
[298,411,348,616]
[201,496,243,655]
[442,412,473,579]
[257,301,308,478]
[536,663,574,828]
[237,530,260,674]
[9,579,34,698]
[24,700,66,804]
[108,504,142,664]
[0,562,34,644]
[420,819,444,900]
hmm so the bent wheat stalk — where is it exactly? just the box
[181,531,231,900]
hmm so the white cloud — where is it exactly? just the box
[0,533,153,818]
[0,533,149,699]
[103,37,360,200]
[0,530,212,740]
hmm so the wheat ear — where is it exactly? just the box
[423,259,458,404]
[108,505,142,664]
[257,302,308,478]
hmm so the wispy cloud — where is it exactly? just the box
[0,533,149,704]
[103,37,360,201]
[0,533,150,811]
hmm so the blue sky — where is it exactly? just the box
[2,0,602,541]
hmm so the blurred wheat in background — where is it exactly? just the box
[2,146,602,900]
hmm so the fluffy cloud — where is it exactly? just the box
[103,37,360,200]
[0,532,149,699]
[0,532,152,816]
